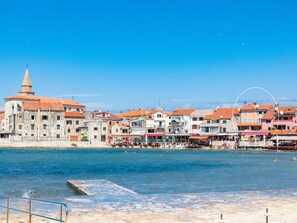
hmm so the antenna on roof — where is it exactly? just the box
[26,64,29,69]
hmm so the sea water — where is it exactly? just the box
[0,148,297,198]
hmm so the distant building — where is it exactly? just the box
[262,106,297,131]
[3,67,86,141]
[200,108,239,135]
[238,103,271,131]
[171,109,197,134]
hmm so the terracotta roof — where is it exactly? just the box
[262,106,297,120]
[6,94,85,107]
[65,112,85,118]
[118,109,149,118]
[204,108,239,120]
[93,111,122,119]
[0,112,4,120]
[240,104,272,111]
[172,109,196,116]
[148,110,172,116]
[23,101,64,111]
[270,127,297,135]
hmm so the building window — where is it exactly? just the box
[109,121,112,125]
[94,127,98,131]
[57,125,61,130]
[103,127,106,131]
[42,115,48,120]
[123,129,128,134]
[77,108,80,112]
[43,124,47,130]
[31,134,34,136]
[19,125,22,130]
[94,135,97,139]
[31,124,35,130]
[192,117,198,121]
[57,116,61,121]
[157,114,162,118]
[68,129,71,133]
[199,117,203,121]
[57,134,60,138]
[116,129,119,133]
[43,134,47,137]
[192,124,198,129]
[76,120,79,125]
[66,120,72,125]
[76,128,79,133]
[31,115,35,120]
[257,118,261,123]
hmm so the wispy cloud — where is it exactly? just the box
[57,93,101,98]
[84,102,112,109]
[170,99,187,102]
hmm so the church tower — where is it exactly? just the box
[20,65,34,95]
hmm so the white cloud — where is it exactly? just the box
[170,99,187,102]
[58,93,101,98]
[84,102,112,109]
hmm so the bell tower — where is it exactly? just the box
[20,65,34,95]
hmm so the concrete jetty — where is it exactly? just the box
[67,180,138,196]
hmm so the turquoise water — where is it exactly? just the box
[0,148,297,198]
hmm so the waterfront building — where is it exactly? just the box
[190,110,213,134]
[3,67,86,141]
[261,106,297,131]
[171,109,197,134]
[237,102,271,131]
[92,111,127,143]
[0,111,4,133]
[200,108,239,135]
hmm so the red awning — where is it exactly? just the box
[189,135,209,140]
[241,131,270,136]
[144,133,165,137]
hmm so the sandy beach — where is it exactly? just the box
[2,189,297,223]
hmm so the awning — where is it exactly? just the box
[216,132,239,136]
[240,131,270,136]
[271,136,297,141]
[189,135,209,140]
[166,133,190,136]
[144,133,165,137]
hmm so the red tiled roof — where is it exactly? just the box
[65,112,85,118]
[23,101,64,111]
[172,109,196,115]
[204,108,239,120]
[262,106,297,120]
[270,127,297,135]
[148,110,172,116]
[93,111,122,119]
[0,112,4,120]
[6,94,85,107]
[118,109,149,118]
[240,104,272,111]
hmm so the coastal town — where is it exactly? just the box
[0,68,296,150]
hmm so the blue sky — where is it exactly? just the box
[0,0,297,112]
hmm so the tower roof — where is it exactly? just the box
[20,66,34,95]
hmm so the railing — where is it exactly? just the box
[0,196,68,223]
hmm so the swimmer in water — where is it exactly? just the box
[273,157,278,162]
[293,157,297,161]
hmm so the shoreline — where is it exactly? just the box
[2,188,297,222]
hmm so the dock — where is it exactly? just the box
[67,180,138,196]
